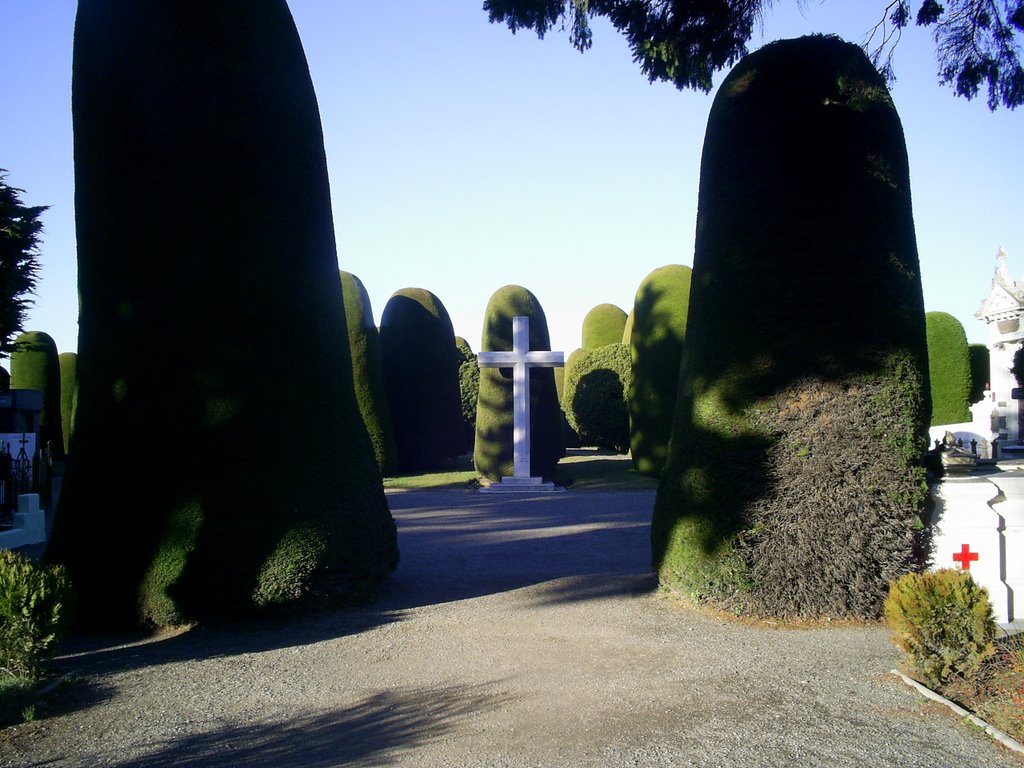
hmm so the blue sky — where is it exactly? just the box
[1,1,1020,360]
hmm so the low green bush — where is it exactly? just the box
[884,569,997,689]
[0,550,74,679]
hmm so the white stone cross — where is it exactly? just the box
[478,316,564,485]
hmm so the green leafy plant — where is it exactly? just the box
[0,550,73,679]
[884,569,997,689]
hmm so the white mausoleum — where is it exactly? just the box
[974,247,1024,456]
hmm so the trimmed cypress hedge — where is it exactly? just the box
[621,310,634,346]
[48,1,398,628]
[581,304,627,349]
[925,311,972,426]
[651,36,930,619]
[628,264,692,477]
[380,288,465,470]
[10,331,64,458]
[968,343,990,405]
[455,336,480,450]
[474,285,564,480]
[563,343,632,452]
[559,348,583,448]
[58,352,77,456]
[340,271,397,476]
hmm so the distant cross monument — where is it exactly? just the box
[478,316,565,493]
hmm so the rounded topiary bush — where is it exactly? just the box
[628,264,692,477]
[652,36,930,619]
[926,311,971,426]
[474,285,564,481]
[564,343,632,452]
[58,352,77,456]
[456,336,480,451]
[968,343,990,406]
[380,288,465,471]
[341,271,397,476]
[49,1,398,628]
[10,331,64,458]
[884,569,996,689]
[582,304,628,350]
[621,310,634,346]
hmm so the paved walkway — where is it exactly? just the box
[2,490,1020,767]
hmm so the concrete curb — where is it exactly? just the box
[891,669,1024,754]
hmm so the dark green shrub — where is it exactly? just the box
[380,288,465,471]
[926,311,971,425]
[652,36,930,619]
[48,1,397,628]
[10,331,64,459]
[0,171,43,355]
[884,569,997,689]
[340,271,397,476]
[628,264,692,477]
[0,550,73,679]
[456,336,479,450]
[0,367,9,393]
[474,285,564,480]
[564,343,632,452]
[968,343,990,405]
[58,352,77,456]
[582,304,627,349]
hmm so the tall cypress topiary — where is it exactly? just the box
[48,0,398,628]
[925,311,972,426]
[340,271,397,476]
[474,285,564,481]
[380,288,465,471]
[10,331,64,459]
[58,352,77,456]
[968,343,990,405]
[652,36,929,619]
[581,304,628,349]
[628,265,692,477]
[455,336,480,451]
[621,310,634,346]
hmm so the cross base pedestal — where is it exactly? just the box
[479,476,566,494]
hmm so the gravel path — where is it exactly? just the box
[2,489,1020,767]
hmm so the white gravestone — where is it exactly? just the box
[478,316,565,493]
[930,476,1012,624]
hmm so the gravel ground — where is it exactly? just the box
[2,489,1020,767]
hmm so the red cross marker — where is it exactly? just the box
[952,544,979,571]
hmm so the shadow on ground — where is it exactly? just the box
[18,684,510,768]
[380,489,658,610]
[38,489,655,728]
